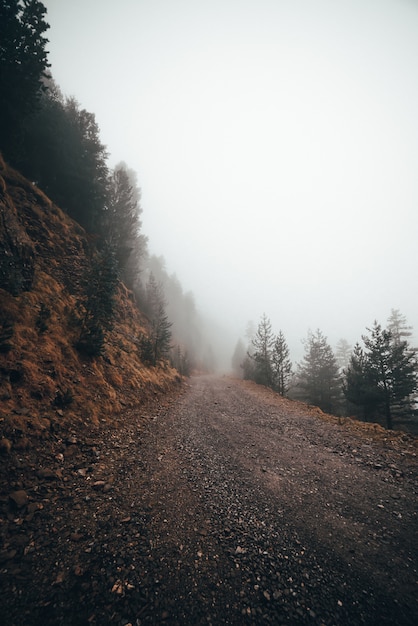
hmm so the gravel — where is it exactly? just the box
[1,374,417,625]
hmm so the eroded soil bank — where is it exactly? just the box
[1,375,417,625]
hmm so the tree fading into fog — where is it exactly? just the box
[0,6,210,376]
[242,315,292,396]
[271,330,292,396]
[231,338,246,378]
[18,77,147,273]
[140,255,214,372]
[140,272,172,366]
[241,320,257,380]
[335,338,352,372]
[344,320,417,429]
[387,308,413,346]
[171,344,191,377]
[293,329,341,414]
[103,162,147,289]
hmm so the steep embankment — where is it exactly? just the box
[0,156,180,448]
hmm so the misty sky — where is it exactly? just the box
[43,0,418,360]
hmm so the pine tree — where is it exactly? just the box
[344,343,380,421]
[362,323,395,428]
[335,338,352,372]
[171,344,191,376]
[390,339,417,421]
[19,75,67,190]
[271,331,292,396]
[250,314,275,387]
[103,163,147,289]
[16,78,109,234]
[140,255,208,371]
[60,98,109,232]
[296,329,341,413]
[144,273,172,366]
[343,321,417,429]
[387,309,413,346]
[0,0,50,164]
[76,245,119,357]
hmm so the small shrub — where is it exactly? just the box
[75,246,118,358]
[53,387,74,408]
[138,333,154,365]
[76,323,105,357]
[36,303,51,333]
[0,317,14,353]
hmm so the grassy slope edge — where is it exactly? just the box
[0,156,181,450]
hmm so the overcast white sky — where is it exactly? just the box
[43,0,418,361]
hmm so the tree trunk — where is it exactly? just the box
[385,399,393,430]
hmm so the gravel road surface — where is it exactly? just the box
[1,375,417,625]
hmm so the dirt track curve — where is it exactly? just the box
[1,375,417,625]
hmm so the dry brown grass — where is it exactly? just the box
[239,378,417,448]
[0,160,180,446]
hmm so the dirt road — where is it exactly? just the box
[1,375,417,625]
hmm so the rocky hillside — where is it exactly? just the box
[0,155,180,451]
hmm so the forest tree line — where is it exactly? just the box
[0,0,214,371]
[232,309,418,431]
[2,1,417,429]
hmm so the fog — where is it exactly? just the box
[43,0,418,366]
